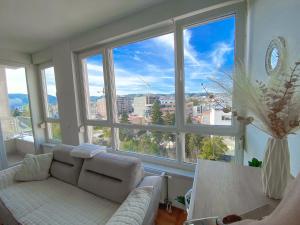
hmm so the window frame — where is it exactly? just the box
[39,62,62,143]
[174,4,246,164]
[78,49,112,124]
[75,2,246,169]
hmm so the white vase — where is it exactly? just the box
[262,137,290,199]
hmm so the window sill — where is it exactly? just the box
[143,162,194,179]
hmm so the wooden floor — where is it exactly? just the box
[155,204,187,225]
[0,205,187,225]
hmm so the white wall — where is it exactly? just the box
[52,43,84,145]
[245,0,300,177]
[0,48,31,65]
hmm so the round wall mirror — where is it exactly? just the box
[265,37,286,76]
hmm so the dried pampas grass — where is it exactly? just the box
[212,61,300,139]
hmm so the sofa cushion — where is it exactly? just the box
[0,177,119,225]
[78,152,144,203]
[50,144,84,185]
[15,153,53,181]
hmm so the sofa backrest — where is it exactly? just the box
[50,144,84,185]
[78,152,144,203]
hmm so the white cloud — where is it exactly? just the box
[133,55,142,61]
[210,42,233,69]
[155,29,234,83]
[87,64,103,73]
[85,63,105,96]
[155,33,174,49]
[114,66,172,95]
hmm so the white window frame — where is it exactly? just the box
[39,63,62,143]
[76,2,246,170]
[175,4,246,164]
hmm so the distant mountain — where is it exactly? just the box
[8,94,57,110]
[90,96,104,102]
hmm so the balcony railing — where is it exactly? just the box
[0,116,33,140]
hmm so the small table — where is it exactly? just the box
[188,160,280,221]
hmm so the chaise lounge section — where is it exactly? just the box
[0,144,162,225]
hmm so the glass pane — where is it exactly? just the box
[185,134,235,163]
[1,66,34,166]
[44,67,59,119]
[87,126,111,148]
[82,54,107,120]
[113,33,175,126]
[47,122,62,142]
[184,16,235,125]
[118,128,176,159]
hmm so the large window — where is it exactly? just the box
[40,65,62,143]
[113,33,176,126]
[81,54,107,120]
[43,67,59,119]
[112,33,177,159]
[0,65,34,165]
[78,4,244,166]
[184,16,235,126]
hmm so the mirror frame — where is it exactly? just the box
[265,37,286,76]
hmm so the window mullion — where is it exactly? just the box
[175,23,185,162]
[103,48,119,150]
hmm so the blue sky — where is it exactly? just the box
[83,16,235,97]
[7,16,235,99]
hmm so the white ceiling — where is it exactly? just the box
[0,0,166,54]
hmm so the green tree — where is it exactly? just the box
[151,101,163,144]
[186,115,192,124]
[199,136,228,160]
[120,113,129,123]
[13,108,21,117]
[189,134,202,155]
[52,123,62,141]
[185,133,192,158]
[163,111,175,126]
[119,112,130,141]
[22,105,31,117]
[151,101,163,125]
[185,133,203,160]
[163,112,176,151]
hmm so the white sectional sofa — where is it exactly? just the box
[0,144,162,225]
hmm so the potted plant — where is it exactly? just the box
[248,158,262,167]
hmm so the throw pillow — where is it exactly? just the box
[15,153,53,181]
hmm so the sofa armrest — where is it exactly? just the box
[138,176,162,225]
[0,165,21,189]
[106,186,154,225]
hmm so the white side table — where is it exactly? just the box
[187,160,280,221]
